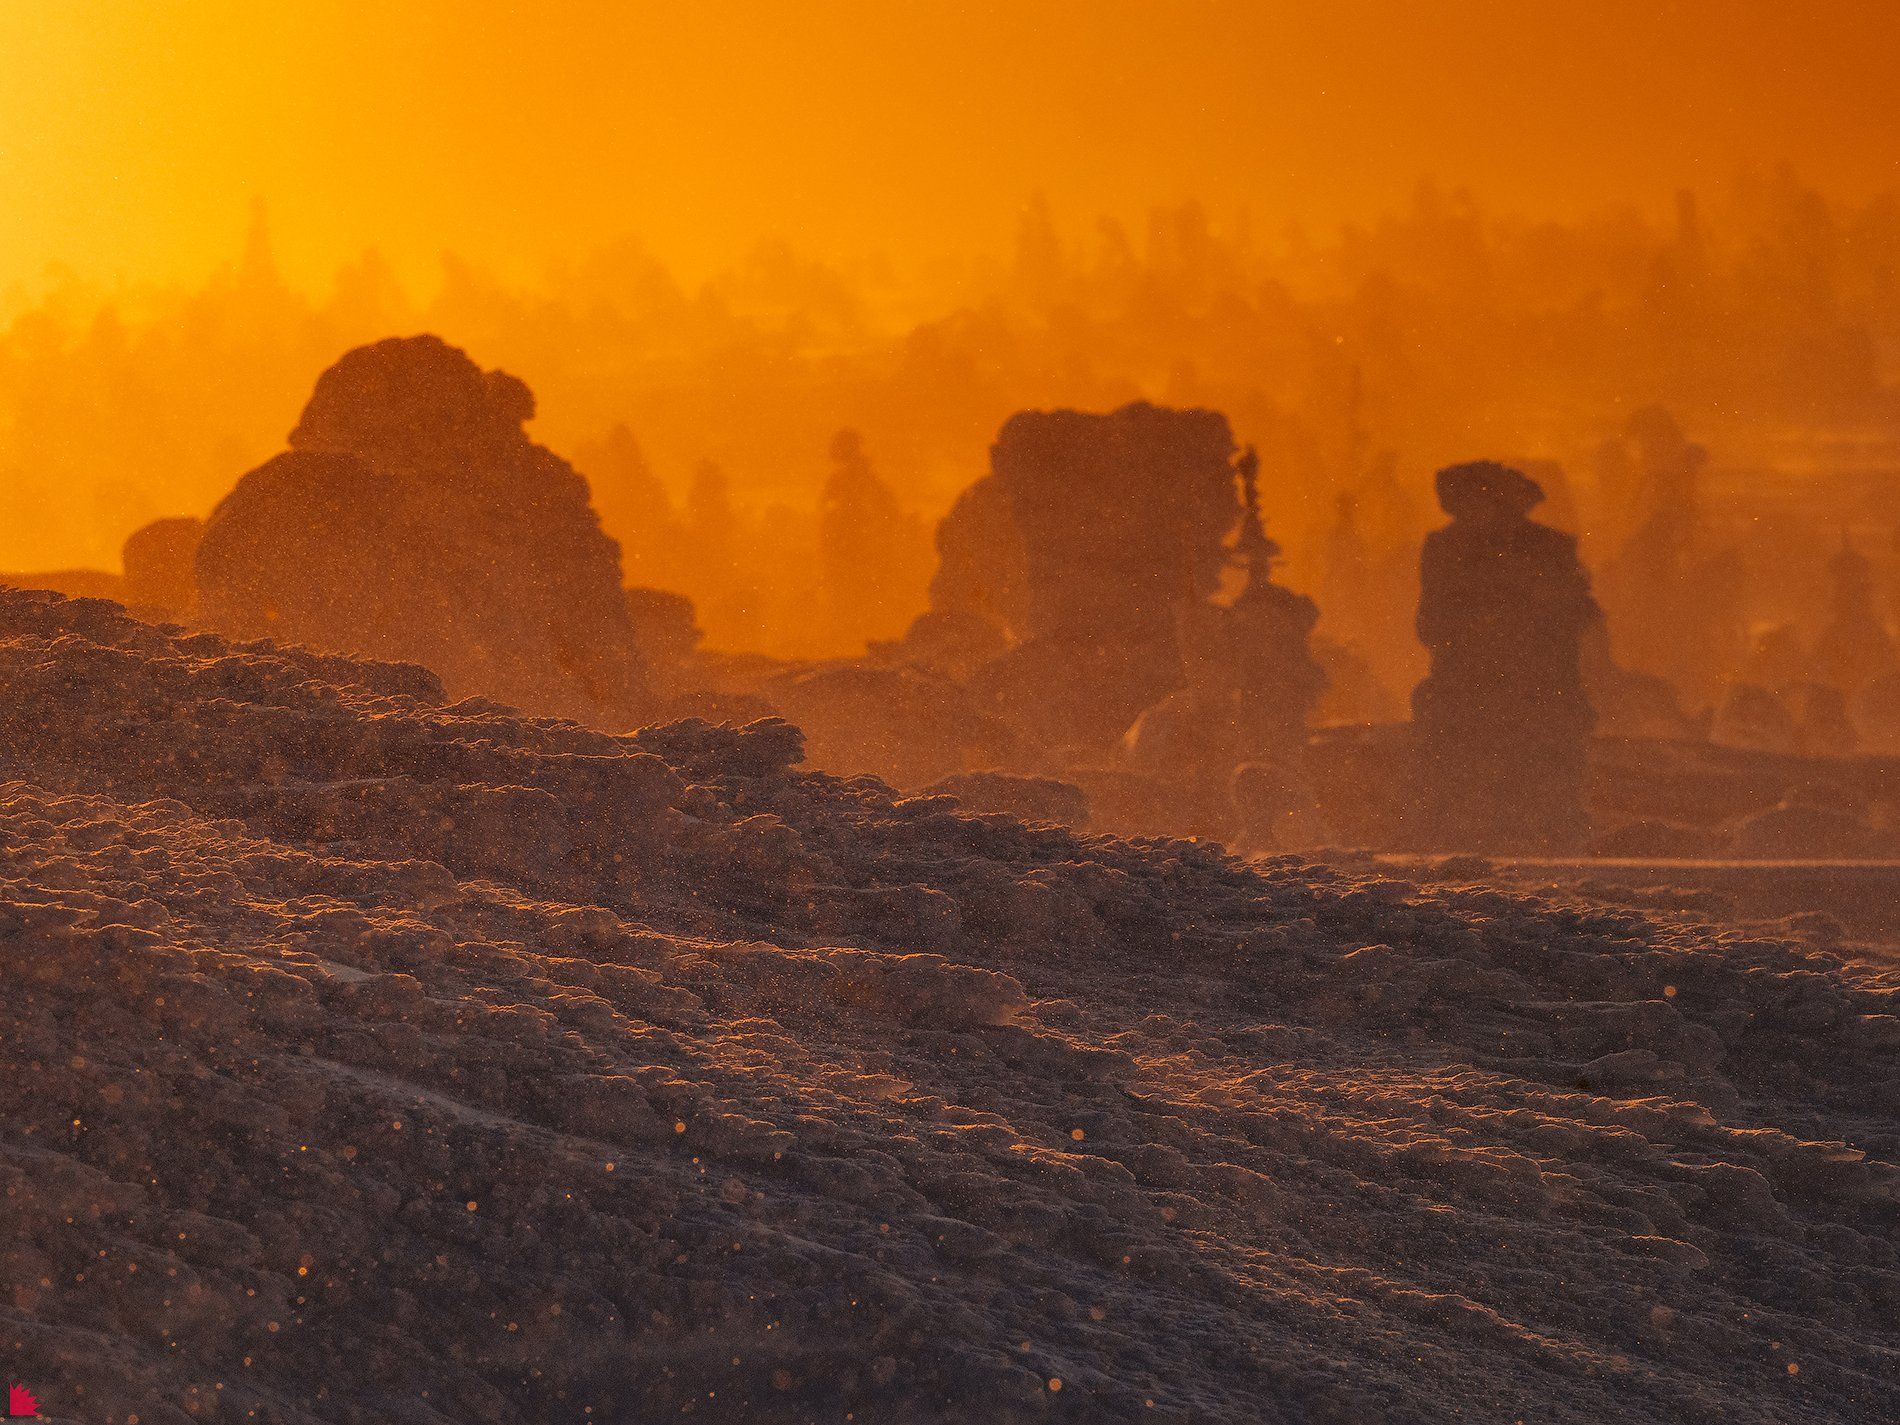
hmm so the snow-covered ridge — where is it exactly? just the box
[0,588,1894,1423]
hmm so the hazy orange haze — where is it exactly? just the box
[2,1,1897,292]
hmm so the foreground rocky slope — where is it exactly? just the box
[0,588,1895,1424]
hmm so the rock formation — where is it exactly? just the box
[1410,461,1599,852]
[195,335,651,726]
[941,402,1243,749]
[120,514,203,618]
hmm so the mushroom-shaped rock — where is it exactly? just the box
[195,335,652,727]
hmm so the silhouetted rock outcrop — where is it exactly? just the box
[819,428,928,644]
[1410,461,1599,852]
[120,515,203,618]
[1812,534,1899,698]
[919,475,1029,645]
[943,402,1243,748]
[195,335,651,726]
[1597,408,1746,709]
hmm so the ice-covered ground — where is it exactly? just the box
[0,588,1895,1423]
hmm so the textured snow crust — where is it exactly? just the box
[0,589,1895,1423]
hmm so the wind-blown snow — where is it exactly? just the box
[0,588,1894,1424]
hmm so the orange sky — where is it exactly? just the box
[2,1,1897,292]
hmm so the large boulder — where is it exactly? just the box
[917,402,1242,749]
[195,335,651,726]
[989,401,1238,648]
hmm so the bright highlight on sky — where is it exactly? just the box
[1,0,1896,292]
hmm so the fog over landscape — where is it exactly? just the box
[1,5,1898,1422]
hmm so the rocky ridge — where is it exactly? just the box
[0,588,1894,1423]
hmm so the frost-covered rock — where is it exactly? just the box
[0,586,1895,1425]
